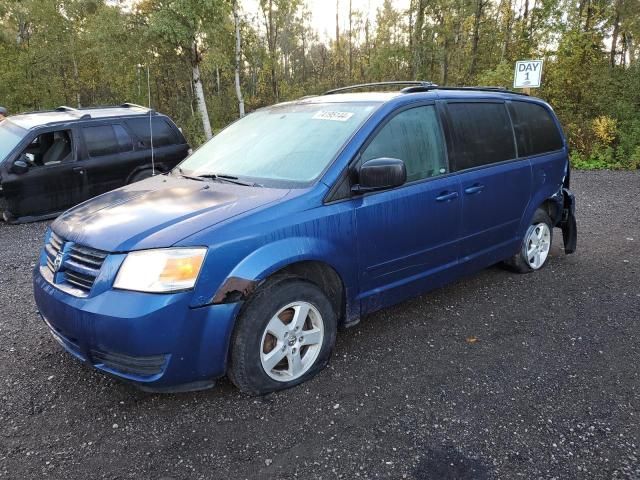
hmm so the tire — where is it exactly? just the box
[128,169,154,184]
[504,208,553,273]
[228,276,337,395]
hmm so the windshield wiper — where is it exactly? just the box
[176,168,261,187]
[197,174,261,187]
[175,167,204,182]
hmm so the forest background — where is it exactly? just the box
[1,0,639,169]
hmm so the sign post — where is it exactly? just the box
[513,59,543,94]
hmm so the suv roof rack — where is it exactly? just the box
[54,105,92,119]
[324,81,437,95]
[17,104,158,124]
[120,102,152,111]
[322,81,529,96]
[429,85,529,96]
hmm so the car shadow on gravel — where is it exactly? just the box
[415,446,491,479]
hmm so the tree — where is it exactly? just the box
[0,0,638,169]
[233,0,245,117]
[141,0,230,139]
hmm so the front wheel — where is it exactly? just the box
[228,277,337,395]
[504,209,553,273]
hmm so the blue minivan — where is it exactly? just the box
[33,83,577,394]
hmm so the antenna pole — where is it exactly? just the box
[147,64,155,176]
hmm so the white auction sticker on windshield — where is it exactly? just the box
[312,111,354,122]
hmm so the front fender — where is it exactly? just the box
[208,236,356,304]
[226,237,348,282]
[184,188,358,313]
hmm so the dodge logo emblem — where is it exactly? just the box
[53,252,64,272]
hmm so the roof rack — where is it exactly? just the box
[323,81,437,95]
[322,81,529,96]
[54,105,92,119]
[120,102,151,110]
[431,86,529,96]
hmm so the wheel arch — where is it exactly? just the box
[539,197,563,226]
[125,163,168,184]
[206,235,358,326]
[214,259,347,323]
[269,260,345,321]
[520,186,564,235]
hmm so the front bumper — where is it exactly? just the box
[33,267,241,390]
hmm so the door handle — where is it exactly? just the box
[73,167,85,175]
[435,191,459,202]
[464,184,485,194]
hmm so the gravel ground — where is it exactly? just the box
[0,170,639,480]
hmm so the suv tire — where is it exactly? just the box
[504,208,553,273]
[228,276,337,395]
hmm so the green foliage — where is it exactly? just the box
[0,0,638,170]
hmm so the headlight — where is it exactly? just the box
[114,248,206,293]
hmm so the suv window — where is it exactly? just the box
[83,125,120,157]
[361,105,447,183]
[447,102,516,171]
[126,117,179,147]
[20,129,73,166]
[509,101,563,156]
[114,124,133,152]
[83,125,133,156]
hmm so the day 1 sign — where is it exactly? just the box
[513,60,543,89]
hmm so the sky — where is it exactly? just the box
[242,0,410,40]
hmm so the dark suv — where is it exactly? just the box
[0,104,189,223]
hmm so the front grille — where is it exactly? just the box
[44,231,108,295]
[90,349,168,377]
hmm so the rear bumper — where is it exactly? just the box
[33,267,240,390]
[559,187,577,254]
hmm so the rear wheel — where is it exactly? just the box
[228,276,337,395]
[505,209,553,273]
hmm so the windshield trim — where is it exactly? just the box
[175,101,382,189]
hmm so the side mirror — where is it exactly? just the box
[353,157,407,193]
[11,157,29,175]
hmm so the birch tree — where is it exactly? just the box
[233,0,245,117]
[142,0,230,139]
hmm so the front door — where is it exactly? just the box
[2,128,87,219]
[352,104,462,314]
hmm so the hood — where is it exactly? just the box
[52,175,290,252]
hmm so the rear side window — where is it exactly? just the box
[83,125,119,157]
[126,117,180,147]
[509,101,563,156]
[113,124,133,152]
[361,105,447,182]
[446,102,516,171]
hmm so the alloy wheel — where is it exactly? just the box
[260,301,324,382]
[524,222,551,269]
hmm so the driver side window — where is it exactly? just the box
[361,105,447,183]
[21,130,74,167]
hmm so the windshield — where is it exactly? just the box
[178,102,377,187]
[0,120,27,161]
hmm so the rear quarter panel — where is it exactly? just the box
[518,102,569,232]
